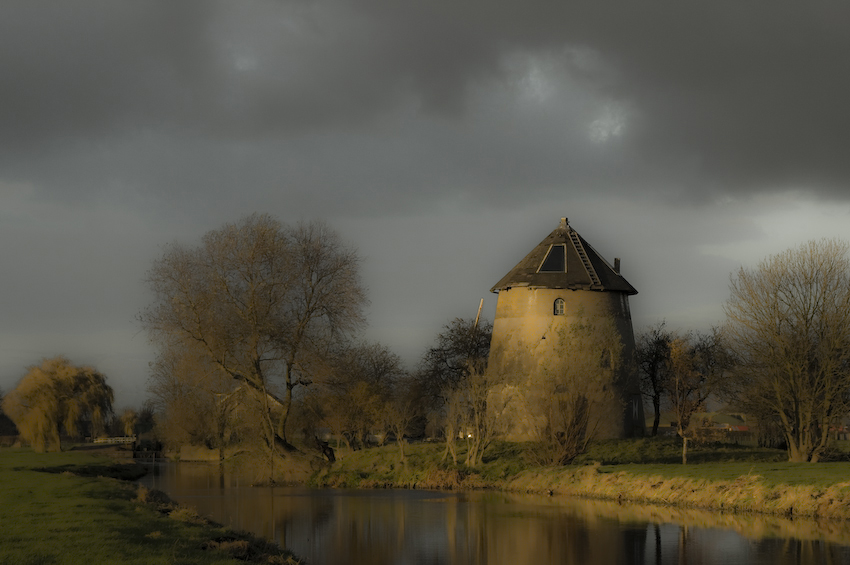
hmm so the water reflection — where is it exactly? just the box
[138,462,850,565]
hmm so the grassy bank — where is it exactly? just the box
[311,438,850,519]
[309,440,528,489]
[500,493,850,547]
[0,448,301,565]
[508,462,850,519]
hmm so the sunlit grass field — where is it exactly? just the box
[314,436,850,518]
[317,435,800,487]
[581,437,850,488]
[0,448,299,565]
[601,461,850,488]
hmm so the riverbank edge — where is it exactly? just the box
[310,462,850,521]
[504,464,850,520]
[134,483,304,564]
[0,448,303,564]
[149,442,850,521]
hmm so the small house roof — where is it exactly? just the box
[490,218,637,294]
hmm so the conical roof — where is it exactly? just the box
[490,218,637,294]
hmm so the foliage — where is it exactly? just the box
[2,357,113,452]
[142,214,367,450]
[724,238,850,462]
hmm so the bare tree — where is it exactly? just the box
[383,381,422,464]
[636,321,673,437]
[338,381,382,449]
[725,238,850,462]
[311,341,406,449]
[441,387,462,465]
[326,342,407,391]
[415,317,492,410]
[147,341,249,458]
[142,214,367,451]
[464,369,504,467]
[665,329,731,464]
[2,357,113,452]
[436,363,509,468]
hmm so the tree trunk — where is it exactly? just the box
[787,444,806,462]
[275,364,296,451]
[786,431,811,462]
[443,433,457,465]
[681,435,688,465]
[651,396,661,437]
[51,425,62,453]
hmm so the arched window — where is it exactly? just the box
[553,298,565,316]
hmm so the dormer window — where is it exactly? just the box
[554,298,565,315]
[539,244,566,272]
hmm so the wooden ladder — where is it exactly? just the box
[569,230,602,287]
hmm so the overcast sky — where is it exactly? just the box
[3,1,850,406]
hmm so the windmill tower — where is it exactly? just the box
[488,217,644,440]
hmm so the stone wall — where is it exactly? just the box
[488,287,644,441]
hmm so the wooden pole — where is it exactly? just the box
[473,298,484,331]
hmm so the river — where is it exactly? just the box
[138,461,850,565]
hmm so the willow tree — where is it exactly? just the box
[142,214,366,450]
[725,239,850,462]
[2,357,113,452]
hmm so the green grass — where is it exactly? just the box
[602,461,850,488]
[479,441,530,480]
[0,448,300,564]
[312,436,850,517]
[315,436,795,488]
[311,440,529,486]
[574,436,787,465]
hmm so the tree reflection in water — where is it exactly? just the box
[139,462,850,565]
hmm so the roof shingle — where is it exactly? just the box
[490,218,637,295]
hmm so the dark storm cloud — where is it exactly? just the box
[6,1,850,404]
[3,1,850,208]
[379,2,850,197]
[0,2,212,147]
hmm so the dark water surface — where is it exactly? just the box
[138,462,850,565]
